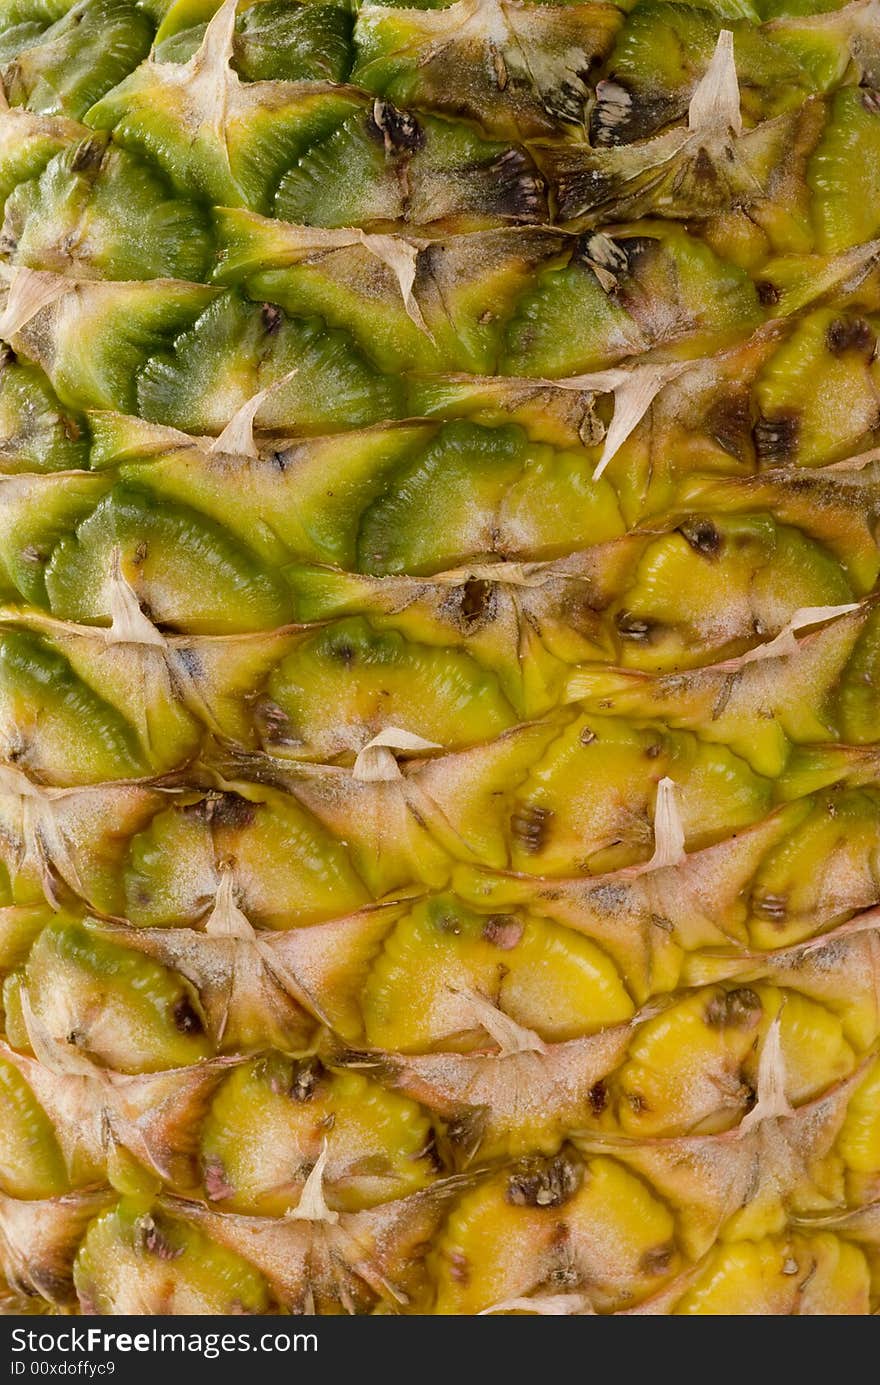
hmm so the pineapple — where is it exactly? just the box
[0,0,879,1317]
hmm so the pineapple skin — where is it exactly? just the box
[0,0,879,1317]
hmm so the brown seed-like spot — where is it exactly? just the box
[254,696,298,747]
[826,317,875,357]
[756,280,780,306]
[707,391,752,461]
[588,1080,607,1116]
[510,805,552,853]
[203,1156,235,1202]
[187,791,256,829]
[70,137,106,173]
[367,99,425,154]
[485,148,547,221]
[753,412,799,465]
[616,610,653,642]
[704,987,762,1031]
[679,518,722,557]
[260,303,282,334]
[459,577,494,629]
[752,893,787,924]
[482,915,524,950]
[138,1216,182,1261]
[506,1152,583,1209]
[290,1055,325,1102]
[172,996,204,1036]
[329,638,356,666]
[640,1244,674,1276]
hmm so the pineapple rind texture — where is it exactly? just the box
[0,0,878,1316]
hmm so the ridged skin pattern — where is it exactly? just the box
[0,0,880,1317]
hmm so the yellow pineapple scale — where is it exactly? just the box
[0,0,877,1316]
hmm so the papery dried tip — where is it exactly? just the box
[739,1012,793,1132]
[352,727,441,782]
[0,267,73,340]
[447,985,546,1056]
[688,29,742,138]
[192,0,239,74]
[480,1293,593,1316]
[716,603,860,668]
[646,776,686,872]
[204,866,254,940]
[582,365,688,480]
[106,550,165,648]
[284,1140,339,1225]
[210,369,298,458]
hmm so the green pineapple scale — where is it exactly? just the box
[0,0,878,1316]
